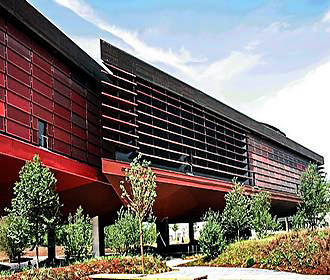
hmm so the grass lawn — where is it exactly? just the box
[185,228,330,275]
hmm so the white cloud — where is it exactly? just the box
[249,60,330,175]
[321,9,330,23]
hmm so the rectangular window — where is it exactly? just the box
[38,120,48,149]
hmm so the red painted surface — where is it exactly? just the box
[102,158,300,220]
[0,13,101,167]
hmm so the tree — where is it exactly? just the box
[199,209,225,260]
[105,207,157,254]
[221,179,252,240]
[293,164,330,229]
[61,206,92,261]
[7,154,60,268]
[120,153,157,274]
[0,215,29,262]
[251,191,279,238]
[171,224,179,241]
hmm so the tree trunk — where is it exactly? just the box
[139,218,145,274]
[36,245,39,269]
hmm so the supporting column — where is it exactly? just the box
[156,218,169,254]
[92,216,105,257]
[189,222,195,245]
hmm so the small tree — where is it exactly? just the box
[221,179,251,240]
[0,215,29,262]
[120,153,157,274]
[105,207,157,254]
[199,209,225,260]
[7,154,60,267]
[61,206,92,261]
[293,164,330,229]
[171,224,179,241]
[251,191,279,238]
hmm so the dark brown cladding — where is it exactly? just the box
[101,40,324,165]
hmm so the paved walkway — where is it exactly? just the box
[157,258,330,280]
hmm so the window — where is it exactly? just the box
[38,120,48,149]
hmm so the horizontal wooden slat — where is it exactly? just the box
[103,125,139,138]
[102,114,138,128]
[102,80,137,96]
[104,62,136,77]
[102,103,138,117]
[102,92,137,106]
[103,137,139,149]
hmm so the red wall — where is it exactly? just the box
[0,15,101,167]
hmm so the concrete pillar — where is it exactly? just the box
[47,227,56,265]
[189,222,195,245]
[156,218,169,253]
[92,216,105,257]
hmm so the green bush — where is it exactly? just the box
[0,216,29,262]
[199,209,226,260]
[105,208,156,255]
[251,191,280,238]
[61,206,92,261]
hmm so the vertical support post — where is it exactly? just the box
[156,218,169,254]
[189,222,194,245]
[92,216,105,257]
[47,227,56,265]
[285,217,289,232]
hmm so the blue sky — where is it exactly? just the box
[28,0,330,175]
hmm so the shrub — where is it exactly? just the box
[0,216,29,262]
[61,206,92,261]
[293,164,330,229]
[199,209,226,260]
[221,179,252,240]
[251,191,280,238]
[105,208,156,255]
[0,256,170,280]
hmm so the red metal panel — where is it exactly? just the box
[72,124,86,140]
[32,103,52,123]
[88,123,100,137]
[6,119,30,141]
[88,153,100,166]
[54,68,70,86]
[0,116,4,131]
[54,103,71,120]
[32,91,53,111]
[0,58,5,72]
[7,91,30,113]
[72,146,87,162]
[72,102,86,118]
[53,138,71,155]
[7,23,32,49]
[0,88,4,102]
[7,63,30,86]
[54,79,70,97]
[0,17,5,32]
[7,77,30,99]
[32,129,38,144]
[87,101,98,114]
[32,42,52,63]
[47,124,54,137]
[87,92,98,104]
[0,44,5,59]
[53,58,70,76]
[32,65,52,85]
[72,135,87,150]
[7,49,30,73]
[71,81,85,97]
[71,91,86,108]
[0,102,4,117]
[54,114,71,132]
[0,72,4,87]
[88,132,100,147]
[7,36,30,60]
[72,113,86,129]
[32,117,38,129]
[7,105,30,126]
[32,54,52,74]
[54,126,71,143]
[32,78,52,99]
[87,111,99,125]
[88,143,101,157]
[54,91,71,108]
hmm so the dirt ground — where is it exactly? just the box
[0,246,65,262]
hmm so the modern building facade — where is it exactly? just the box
[0,0,324,252]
